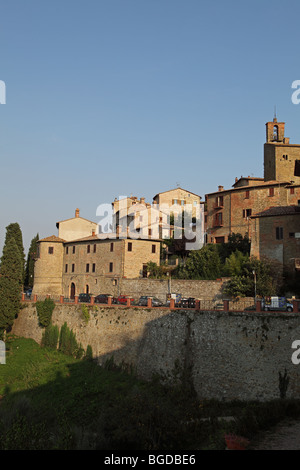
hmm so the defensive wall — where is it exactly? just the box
[12,299,300,402]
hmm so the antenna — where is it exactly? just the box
[274,105,277,120]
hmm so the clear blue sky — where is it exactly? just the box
[1,0,300,254]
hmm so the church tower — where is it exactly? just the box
[263,116,300,183]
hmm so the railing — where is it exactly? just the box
[21,294,300,313]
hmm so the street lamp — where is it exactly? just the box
[253,270,257,303]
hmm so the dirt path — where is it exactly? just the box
[249,419,300,450]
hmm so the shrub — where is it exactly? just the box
[36,298,55,328]
[41,324,59,350]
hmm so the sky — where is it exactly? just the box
[1,0,300,254]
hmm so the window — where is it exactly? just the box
[93,244,96,253]
[110,242,114,252]
[128,242,132,252]
[276,227,283,240]
[245,190,250,199]
[289,233,295,238]
[92,263,96,273]
[72,264,75,273]
[87,245,90,253]
[86,264,89,273]
[48,247,54,254]
[243,209,252,218]
[148,229,152,237]
[109,262,113,273]
[290,187,295,195]
[181,200,185,206]
[269,187,274,197]
[65,264,68,273]
[66,246,69,255]
[152,244,156,254]
[72,246,75,254]
[283,154,288,160]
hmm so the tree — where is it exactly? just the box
[25,233,39,288]
[218,233,250,263]
[223,256,282,298]
[3,223,26,285]
[175,244,223,280]
[0,236,23,338]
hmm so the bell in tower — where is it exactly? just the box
[265,116,285,143]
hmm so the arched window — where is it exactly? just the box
[273,125,278,141]
[86,284,89,294]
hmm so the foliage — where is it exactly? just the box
[24,234,39,288]
[58,322,83,358]
[4,223,26,285]
[175,244,223,280]
[80,304,90,325]
[217,233,250,262]
[223,256,281,298]
[41,323,59,349]
[2,337,300,450]
[0,236,23,338]
[146,261,165,279]
[36,298,55,328]
[223,250,250,277]
[85,344,93,361]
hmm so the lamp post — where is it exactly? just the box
[253,270,257,303]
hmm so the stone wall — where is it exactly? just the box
[12,303,300,402]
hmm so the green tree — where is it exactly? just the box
[24,234,39,288]
[223,256,281,298]
[218,233,250,263]
[175,244,222,280]
[223,250,249,277]
[4,223,26,285]
[0,237,23,338]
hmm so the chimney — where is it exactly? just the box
[140,197,145,205]
[235,177,238,183]
[75,208,80,218]
[218,186,224,192]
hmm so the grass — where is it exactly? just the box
[1,335,300,450]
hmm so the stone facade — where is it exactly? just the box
[33,211,160,298]
[205,117,300,243]
[12,303,300,402]
[251,206,300,275]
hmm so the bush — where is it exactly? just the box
[58,322,81,358]
[41,324,59,350]
[36,298,55,328]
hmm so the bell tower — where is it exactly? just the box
[265,117,285,143]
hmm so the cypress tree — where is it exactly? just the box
[4,223,26,285]
[0,236,23,338]
[25,233,39,288]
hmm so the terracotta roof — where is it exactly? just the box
[67,233,162,242]
[251,205,300,218]
[38,235,66,243]
[206,180,292,196]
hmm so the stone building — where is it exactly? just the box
[251,205,300,276]
[33,209,161,298]
[205,117,300,243]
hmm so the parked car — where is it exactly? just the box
[261,296,293,312]
[25,288,32,299]
[94,294,117,304]
[117,295,135,305]
[78,293,92,303]
[138,296,163,307]
[179,297,196,308]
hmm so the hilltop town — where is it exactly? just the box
[32,116,300,302]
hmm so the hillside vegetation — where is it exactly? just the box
[1,336,300,450]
